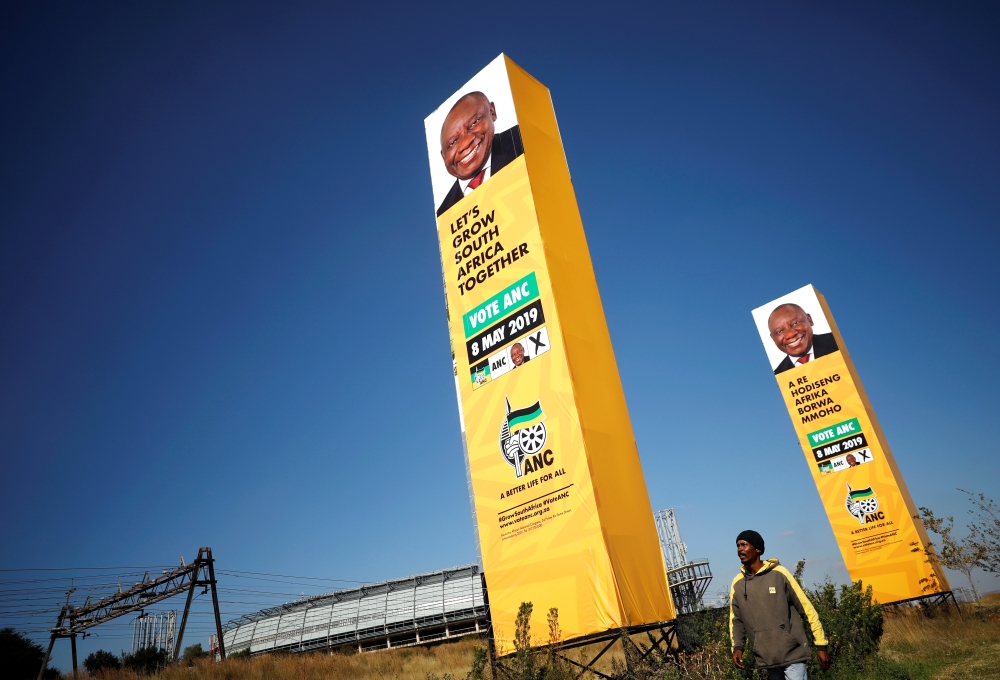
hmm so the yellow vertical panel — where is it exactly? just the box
[429,54,674,647]
[505,57,675,626]
[437,157,624,645]
[814,290,949,598]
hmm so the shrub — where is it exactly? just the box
[122,646,170,674]
[485,603,572,680]
[83,649,122,673]
[182,642,211,665]
[808,579,883,660]
[467,644,488,680]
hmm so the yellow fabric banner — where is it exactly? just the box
[752,285,949,603]
[425,55,674,646]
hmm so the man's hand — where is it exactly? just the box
[817,650,830,670]
[732,649,744,669]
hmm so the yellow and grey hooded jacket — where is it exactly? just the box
[729,559,828,669]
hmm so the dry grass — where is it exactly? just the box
[89,637,480,680]
[880,604,1000,680]
[79,602,1000,680]
[82,633,650,680]
[980,592,1000,606]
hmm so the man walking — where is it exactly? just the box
[730,530,831,679]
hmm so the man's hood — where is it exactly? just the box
[742,558,780,578]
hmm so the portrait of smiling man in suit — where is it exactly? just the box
[767,303,839,375]
[435,91,524,217]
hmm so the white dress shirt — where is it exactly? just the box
[791,343,815,365]
[459,160,492,197]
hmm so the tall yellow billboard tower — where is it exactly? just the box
[752,285,949,604]
[425,55,675,645]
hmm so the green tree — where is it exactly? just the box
[0,628,60,680]
[808,580,883,663]
[122,645,169,674]
[466,645,488,680]
[513,601,534,680]
[919,506,987,600]
[793,559,807,586]
[489,604,571,680]
[84,649,122,673]
[182,642,211,665]
[962,490,1000,574]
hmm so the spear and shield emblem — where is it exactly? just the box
[499,396,547,478]
[845,484,879,525]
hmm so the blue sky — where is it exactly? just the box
[2,1,998,669]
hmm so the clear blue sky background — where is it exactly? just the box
[2,1,998,669]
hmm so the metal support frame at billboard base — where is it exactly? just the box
[36,547,226,680]
[481,572,500,679]
[552,622,677,680]
[881,590,960,615]
[487,616,677,680]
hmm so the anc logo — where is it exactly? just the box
[499,397,547,478]
[845,484,881,525]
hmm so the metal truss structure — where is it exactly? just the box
[881,589,959,613]
[666,560,713,615]
[486,622,678,680]
[132,611,177,660]
[654,508,688,569]
[37,547,225,679]
[654,509,713,614]
[222,564,486,656]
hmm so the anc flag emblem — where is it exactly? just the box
[499,397,547,479]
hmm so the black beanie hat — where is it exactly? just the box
[737,530,765,553]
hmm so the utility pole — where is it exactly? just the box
[173,548,226,661]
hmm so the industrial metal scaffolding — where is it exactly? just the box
[222,564,486,656]
[132,611,177,660]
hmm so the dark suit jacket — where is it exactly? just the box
[773,333,839,375]
[436,126,524,217]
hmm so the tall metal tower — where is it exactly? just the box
[654,509,688,569]
[654,508,713,615]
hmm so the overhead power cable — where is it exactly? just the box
[215,569,366,583]
[0,566,176,573]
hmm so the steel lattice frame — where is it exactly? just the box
[37,547,225,679]
[654,509,713,615]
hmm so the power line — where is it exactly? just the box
[216,569,365,583]
[0,566,176,573]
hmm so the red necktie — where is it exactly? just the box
[797,355,810,365]
[468,170,486,190]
